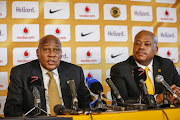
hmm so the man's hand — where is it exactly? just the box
[156,84,180,104]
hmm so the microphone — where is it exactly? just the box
[133,67,156,106]
[27,76,42,108]
[106,78,124,103]
[155,75,180,102]
[133,67,148,95]
[54,104,78,115]
[86,77,106,98]
[67,80,78,110]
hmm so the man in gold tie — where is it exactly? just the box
[4,35,92,117]
[110,30,180,106]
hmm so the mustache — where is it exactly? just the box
[136,50,147,55]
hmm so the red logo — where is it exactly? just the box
[165,10,169,16]
[87,72,93,77]
[167,50,171,57]
[55,27,61,35]
[84,6,90,13]
[22,27,29,35]
[30,76,38,83]
[23,50,30,58]
[86,50,92,58]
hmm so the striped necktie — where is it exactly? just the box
[145,67,154,95]
[47,71,61,115]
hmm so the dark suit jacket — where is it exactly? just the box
[110,55,180,102]
[4,60,92,117]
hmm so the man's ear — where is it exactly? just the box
[36,49,39,58]
[155,46,158,54]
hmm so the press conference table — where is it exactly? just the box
[58,107,180,120]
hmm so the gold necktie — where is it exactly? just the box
[47,71,61,115]
[145,67,154,95]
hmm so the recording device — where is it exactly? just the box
[106,78,124,103]
[133,67,156,107]
[67,80,78,112]
[86,77,107,98]
[155,75,180,102]
[27,76,42,108]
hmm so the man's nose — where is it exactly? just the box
[48,50,56,56]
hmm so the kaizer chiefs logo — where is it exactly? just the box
[110,7,120,18]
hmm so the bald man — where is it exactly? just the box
[110,30,180,106]
[4,35,92,117]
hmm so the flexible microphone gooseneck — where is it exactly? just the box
[67,80,78,112]
[106,78,124,103]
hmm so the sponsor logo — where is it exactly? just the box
[16,7,36,13]
[84,6,90,13]
[104,4,127,20]
[134,11,150,16]
[111,53,123,58]
[110,7,120,18]
[158,47,178,63]
[13,24,39,42]
[62,53,69,59]
[76,47,100,64]
[49,9,62,14]
[161,32,175,38]
[86,51,92,58]
[55,27,61,35]
[23,50,30,58]
[81,32,93,37]
[22,27,29,35]
[165,10,169,17]
[44,2,69,19]
[87,72,93,77]
[76,25,100,42]
[157,27,177,43]
[108,31,125,36]
[75,3,99,19]
[131,6,152,21]
[45,24,70,42]
[167,50,171,57]
[156,7,176,23]
[13,48,37,65]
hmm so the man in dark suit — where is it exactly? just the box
[110,30,180,105]
[4,35,92,117]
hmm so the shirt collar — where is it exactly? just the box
[40,64,58,76]
[135,60,153,72]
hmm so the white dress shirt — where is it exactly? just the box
[40,64,64,115]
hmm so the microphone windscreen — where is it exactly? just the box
[155,75,164,83]
[27,76,41,91]
[133,67,147,83]
[54,104,65,115]
[86,77,103,94]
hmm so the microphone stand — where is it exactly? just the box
[71,101,79,115]
[112,95,118,106]
[97,93,103,113]
[24,89,48,116]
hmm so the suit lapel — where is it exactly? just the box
[153,56,163,94]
